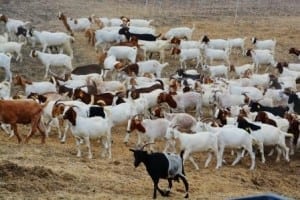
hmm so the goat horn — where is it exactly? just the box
[140,142,155,150]
[200,117,215,122]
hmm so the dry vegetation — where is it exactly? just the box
[0,1,300,199]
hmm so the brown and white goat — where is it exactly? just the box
[72,88,125,106]
[157,91,203,118]
[289,47,300,59]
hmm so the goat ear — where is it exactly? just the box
[129,148,135,152]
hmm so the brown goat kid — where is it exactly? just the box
[0,99,48,144]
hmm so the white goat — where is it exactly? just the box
[229,84,263,101]
[129,19,154,27]
[0,53,12,81]
[246,49,276,73]
[203,64,228,79]
[0,14,30,41]
[0,33,8,43]
[12,75,57,96]
[137,60,169,78]
[0,80,11,99]
[127,116,170,150]
[165,127,219,170]
[227,37,247,55]
[203,46,230,65]
[212,90,249,108]
[94,29,125,52]
[28,29,74,58]
[58,12,92,35]
[157,91,203,119]
[229,63,255,78]
[106,46,137,63]
[171,47,201,69]
[0,41,24,62]
[30,50,73,78]
[201,35,229,50]
[202,124,256,170]
[237,117,293,163]
[251,37,276,52]
[103,55,123,78]
[163,24,195,40]
[138,39,170,62]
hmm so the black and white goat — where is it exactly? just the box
[119,27,161,41]
[129,144,189,199]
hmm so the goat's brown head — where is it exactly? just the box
[157,92,177,108]
[13,75,32,86]
[63,106,77,126]
[129,115,146,133]
[52,102,66,118]
[0,14,8,23]
[289,47,300,56]
[171,47,181,55]
[170,37,181,45]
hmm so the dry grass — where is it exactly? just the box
[0,1,300,199]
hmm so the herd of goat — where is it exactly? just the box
[1,12,300,199]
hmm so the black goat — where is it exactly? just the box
[129,144,189,199]
[249,101,289,118]
[119,27,161,41]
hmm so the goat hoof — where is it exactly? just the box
[184,193,189,198]
[60,141,65,144]
[164,190,170,196]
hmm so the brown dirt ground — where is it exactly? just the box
[0,1,299,199]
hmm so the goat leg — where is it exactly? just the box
[12,124,22,143]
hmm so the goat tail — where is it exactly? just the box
[280,131,294,139]
[155,33,162,39]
